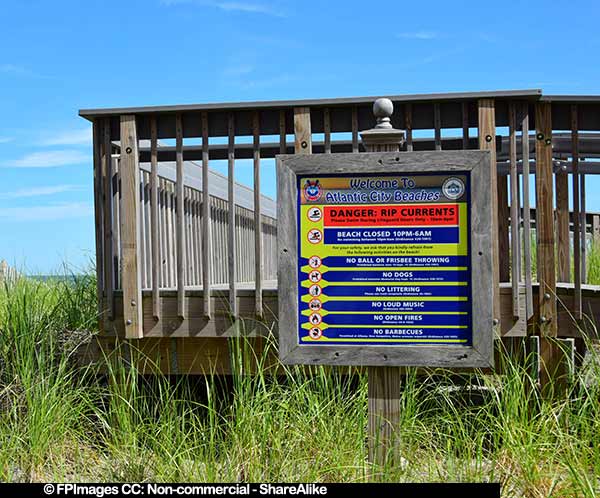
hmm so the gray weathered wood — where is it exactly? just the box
[509,103,520,317]
[92,121,105,318]
[478,99,500,329]
[324,108,331,154]
[279,109,286,155]
[368,365,400,467]
[581,173,587,284]
[572,105,582,319]
[119,114,143,338]
[228,113,238,317]
[202,111,212,317]
[434,103,442,151]
[102,120,115,320]
[352,106,359,153]
[535,102,558,343]
[176,114,186,318]
[405,103,413,152]
[253,111,263,317]
[521,105,534,320]
[151,117,160,318]
[462,102,469,150]
[276,151,493,368]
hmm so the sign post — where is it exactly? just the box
[277,99,494,471]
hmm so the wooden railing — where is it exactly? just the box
[86,92,600,354]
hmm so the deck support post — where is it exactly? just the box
[119,114,143,339]
[360,99,406,473]
[535,102,563,396]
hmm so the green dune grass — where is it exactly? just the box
[0,257,599,495]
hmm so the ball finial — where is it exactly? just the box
[372,98,393,129]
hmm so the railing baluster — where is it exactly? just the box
[102,119,114,321]
[352,106,359,153]
[151,117,160,317]
[176,114,186,318]
[253,110,263,317]
[572,105,582,319]
[201,111,212,317]
[228,112,238,317]
[434,103,442,151]
[509,102,520,317]
[324,108,331,154]
[92,121,105,318]
[279,109,286,155]
[581,173,587,284]
[521,104,533,320]
[462,102,469,149]
[405,104,413,151]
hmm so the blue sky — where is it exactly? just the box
[0,0,599,273]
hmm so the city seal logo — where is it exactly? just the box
[442,177,465,200]
[303,179,322,202]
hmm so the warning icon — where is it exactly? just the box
[307,207,322,222]
[309,284,322,297]
[308,255,322,269]
[308,270,322,283]
[309,327,322,340]
[309,299,322,311]
[309,313,322,325]
[307,229,322,244]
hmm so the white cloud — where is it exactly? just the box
[0,184,84,199]
[0,202,93,222]
[0,64,29,75]
[0,137,14,144]
[39,129,91,146]
[396,31,438,40]
[4,150,89,168]
[161,0,286,17]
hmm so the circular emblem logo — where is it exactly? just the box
[442,177,465,200]
[307,207,322,222]
[304,179,322,202]
[309,313,322,326]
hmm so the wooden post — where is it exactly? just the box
[119,114,143,339]
[593,215,600,245]
[478,99,500,332]
[294,107,312,154]
[360,99,405,470]
[367,366,401,467]
[535,102,560,395]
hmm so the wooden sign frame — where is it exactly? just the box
[276,150,493,368]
